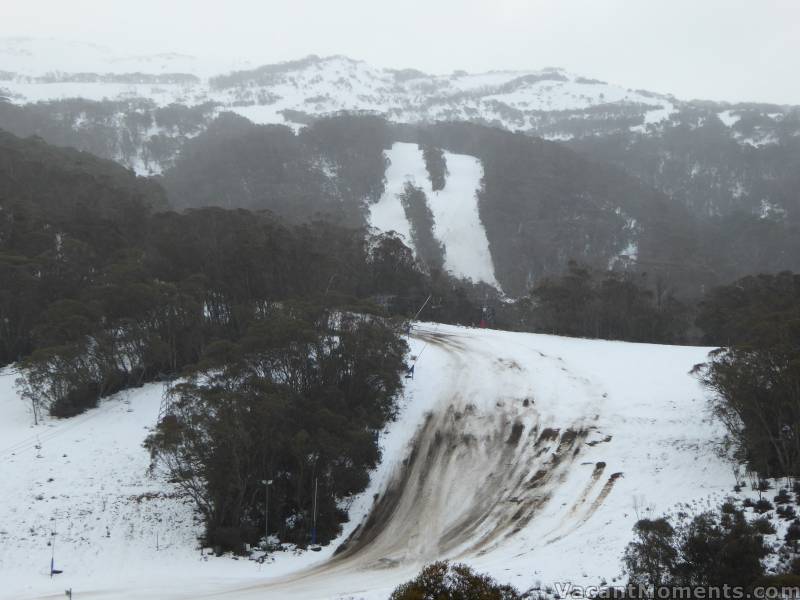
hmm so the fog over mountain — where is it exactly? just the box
[2,37,798,295]
[1,7,799,600]
[2,0,800,104]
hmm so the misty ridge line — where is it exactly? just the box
[3,36,782,107]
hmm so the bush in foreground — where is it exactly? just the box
[389,561,521,600]
[623,505,767,589]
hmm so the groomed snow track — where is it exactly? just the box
[202,325,731,599]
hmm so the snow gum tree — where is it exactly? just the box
[146,305,408,551]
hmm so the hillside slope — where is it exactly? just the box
[2,40,798,281]
[3,39,794,155]
[2,325,735,600]
[158,116,709,295]
[0,129,168,365]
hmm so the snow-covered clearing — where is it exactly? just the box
[718,109,741,128]
[1,325,735,599]
[367,144,417,248]
[368,142,499,288]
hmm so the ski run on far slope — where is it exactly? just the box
[368,142,500,288]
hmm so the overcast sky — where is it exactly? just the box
[2,0,799,104]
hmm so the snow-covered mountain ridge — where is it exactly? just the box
[0,36,755,136]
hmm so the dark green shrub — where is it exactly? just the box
[389,562,521,600]
[754,499,774,514]
[775,489,792,504]
[752,517,776,534]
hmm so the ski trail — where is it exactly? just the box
[368,143,499,287]
[212,326,603,599]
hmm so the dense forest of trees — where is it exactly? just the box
[565,107,800,289]
[520,261,691,344]
[421,144,448,191]
[0,96,216,172]
[399,182,445,273]
[403,122,705,297]
[567,107,800,222]
[694,272,800,478]
[145,307,407,550]
[623,504,769,591]
[162,112,390,227]
[0,130,166,367]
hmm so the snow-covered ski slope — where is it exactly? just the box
[1,325,734,600]
[0,374,203,592]
[369,142,499,287]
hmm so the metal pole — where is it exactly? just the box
[311,477,318,545]
[412,295,432,322]
[265,483,269,546]
[50,528,55,578]
[261,479,272,549]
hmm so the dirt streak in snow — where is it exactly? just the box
[216,328,601,598]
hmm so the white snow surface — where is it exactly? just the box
[718,109,741,128]
[427,152,500,288]
[0,325,735,599]
[367,144,417,249]
[368,143,499,287]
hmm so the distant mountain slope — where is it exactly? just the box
[158,115,699,294]
[0,128,166,215]
[160,112,390,226]
[155,113,800,295]
[2,39,794,148]
[1,41,798,295]
[1,41,796,225]
[1,39,673,132]
[411,122,692,294]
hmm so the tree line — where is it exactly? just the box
[399,182,445,273]
[695,272,800,479]
[145,306,407,550]
[518,261,691,344]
